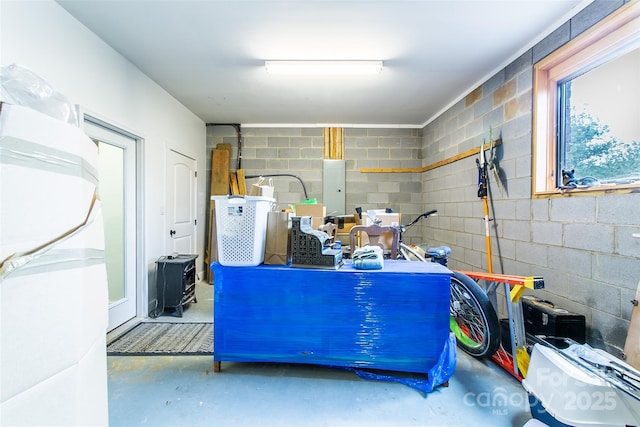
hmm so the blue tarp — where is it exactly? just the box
[347,332,457,394]
[212,261,454,391]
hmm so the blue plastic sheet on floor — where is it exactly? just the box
[346,333,457,394]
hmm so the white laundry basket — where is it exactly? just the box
[212,195,274,266]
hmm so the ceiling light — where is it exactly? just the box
[264,60,383,75]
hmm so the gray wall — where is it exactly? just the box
[207,125,425,243]
[420,0,640,356]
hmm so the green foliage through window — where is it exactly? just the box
[556,45,640,188]
[565,108,640,185]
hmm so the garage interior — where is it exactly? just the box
[1,1,639,426]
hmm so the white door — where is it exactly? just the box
[84,120,138,331]
[167,149,197,255]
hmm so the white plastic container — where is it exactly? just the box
[1,103,108,426]
[523,341,640,426]
[212,195,274,266]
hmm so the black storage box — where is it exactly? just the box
[521,296,586,343]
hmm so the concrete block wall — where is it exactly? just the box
[206,125,425,242]
[420,0,640,356]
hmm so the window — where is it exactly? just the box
[532,1,640,196]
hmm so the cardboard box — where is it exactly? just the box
[365,211,401,226]
[0,103,108,426]
[294,204,327,229]
[326,214,357,232]
[295,203,326,218]
[310,216,326,229]
[327,215,358,247]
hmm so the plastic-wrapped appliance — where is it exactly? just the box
[523,337,640,426]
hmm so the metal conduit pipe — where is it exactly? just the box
[206,123,242,170]
[245,173,309,200]
[204,124,309,199]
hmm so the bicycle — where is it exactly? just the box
[391,209,501,358]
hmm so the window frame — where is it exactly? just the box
[532,1,640,197]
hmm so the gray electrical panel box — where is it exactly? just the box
[323,159,345,215]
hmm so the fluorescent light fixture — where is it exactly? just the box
[265,60,383,75]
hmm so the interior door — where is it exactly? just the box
[167,149,197,255]
[85,120,138,331]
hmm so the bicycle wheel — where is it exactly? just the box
[449,271,501,358]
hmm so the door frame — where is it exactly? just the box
[79,109,146,331]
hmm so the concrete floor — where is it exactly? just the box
[107,282,536,427]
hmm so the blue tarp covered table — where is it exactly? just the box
[211,260,452,377]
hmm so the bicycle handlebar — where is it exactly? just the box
[404,209,438,229]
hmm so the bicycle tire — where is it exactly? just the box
[449,271,501,358]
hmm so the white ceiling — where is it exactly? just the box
[57,0,592,127]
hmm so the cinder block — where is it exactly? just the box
[505,50,533,80]
[367,148,391,159]
[300,148,323,158]
[278,148,300,159]
[593,253,640,290]
[276,128,302,137]
[515,241,548,267]
[571,0,623,38]
[532,21,570,63]
[366,193,390,204]
[598,194,640,225]
[290,137,313,148]
[267,136,290,147]
[564,223,613,252]
[256,147,278,158]
[243,136,268,147]
[532,221,563,246]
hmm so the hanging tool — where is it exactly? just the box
[476,131,535,378]
[476,139,493,274]
[485,128,507,197]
